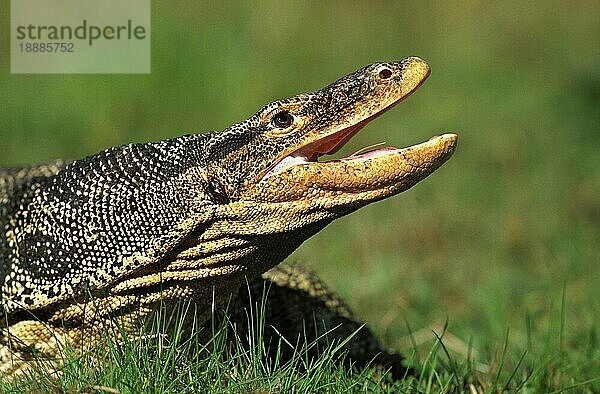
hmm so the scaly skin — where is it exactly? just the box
[0,57,457,377]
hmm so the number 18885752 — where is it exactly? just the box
[19,42,74,52]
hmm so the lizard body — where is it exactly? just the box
[0,57,457,377]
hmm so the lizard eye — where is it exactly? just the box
[378,67,393,79]
[271,111,294,129]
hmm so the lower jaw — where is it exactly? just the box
[267,133,457,191]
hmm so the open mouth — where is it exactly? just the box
[260,58,445,181]
[264,103,427,179]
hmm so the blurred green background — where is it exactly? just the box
[1,0,598,379]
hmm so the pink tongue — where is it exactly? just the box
[348,146,397,159]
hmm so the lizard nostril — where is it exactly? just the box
[378,68,392,79]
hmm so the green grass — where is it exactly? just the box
[1,291,597,393]
[1,0,599,392]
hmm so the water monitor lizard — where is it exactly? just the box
[0,57,457,378]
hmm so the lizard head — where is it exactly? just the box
[240,56,457,209]
[165,57,457,279]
